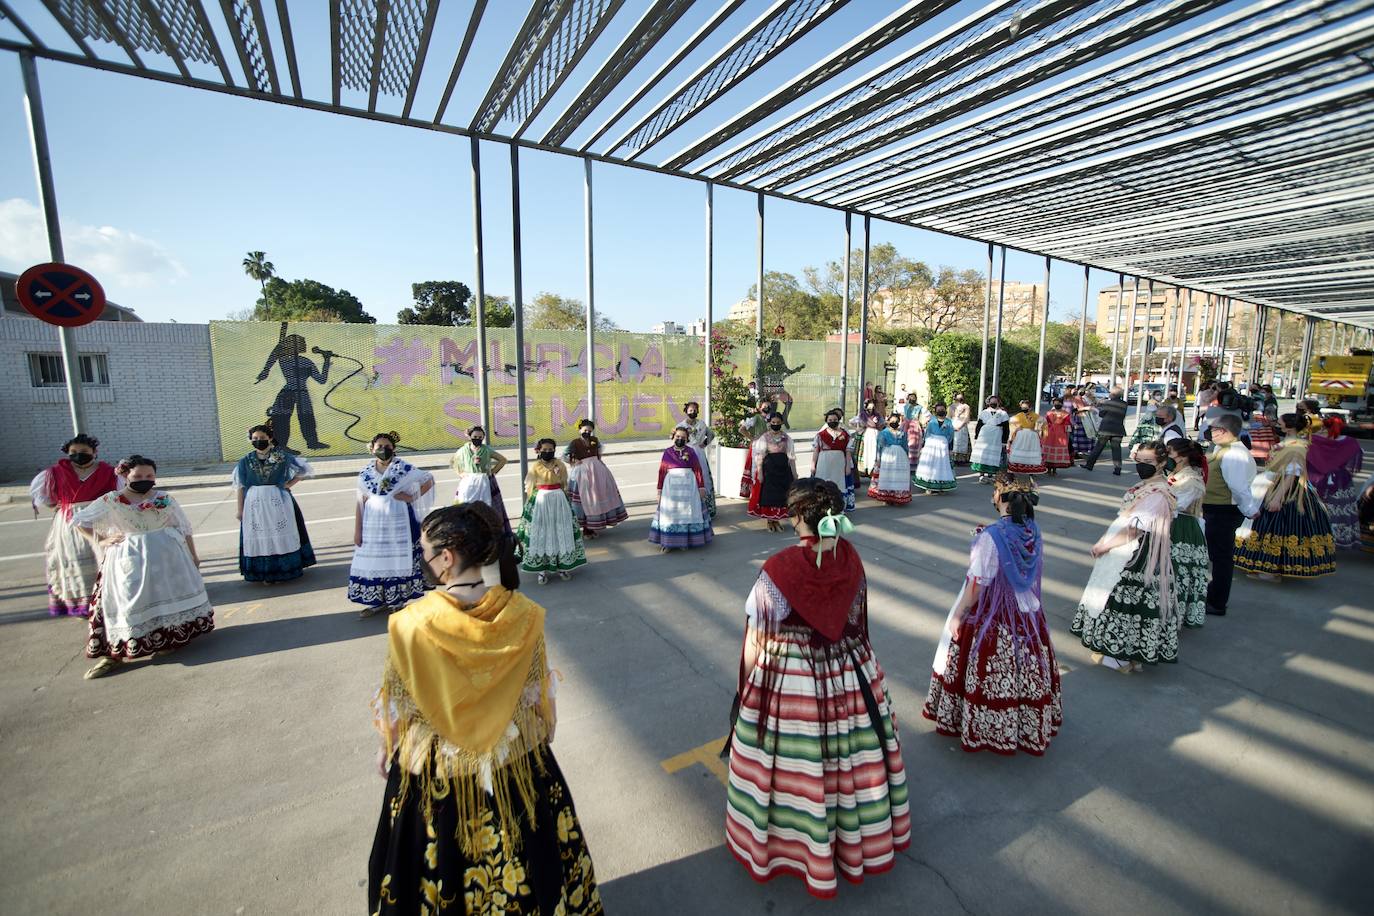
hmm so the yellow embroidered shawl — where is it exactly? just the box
[377,587,554,853]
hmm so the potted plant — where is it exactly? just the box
[711,331,754,499]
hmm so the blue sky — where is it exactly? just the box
[0,1,1125,329]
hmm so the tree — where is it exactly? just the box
[398,281,472,325]
[251,277,375,323]
[923,267,986,334]
[241,251,275,293]
[1008,321,1113,381]
[804,243,940,331]
[527,292,618,331]
[745,270,838,342]
[482,294,515,328]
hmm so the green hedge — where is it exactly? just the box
[926,333,1039,407]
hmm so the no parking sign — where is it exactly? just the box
[15,262,106,327]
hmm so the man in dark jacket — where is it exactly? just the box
[1083,387,1129,475]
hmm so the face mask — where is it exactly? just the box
[129,479,155,494]
[540,451,555,461]
[826,419,839,428]
[1135,462,1158,480]
[674,439,687,448]
[936,410,947,418]
[471,436,484,446]
[251,440,270,450]
[581,430,593,438]
[769,423,783,431]
[686,410,698,419]
[1164,457,1177,472]
[375,446,394,460]
[421,550,446,588]
[69,453,93,466]
[888,420,900,428]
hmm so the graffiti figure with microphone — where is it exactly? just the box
[255,322,332,453]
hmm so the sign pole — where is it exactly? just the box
[20,51,85,434]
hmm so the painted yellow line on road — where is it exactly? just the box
[661,736,731,786]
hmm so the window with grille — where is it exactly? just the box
[27,353,110,387]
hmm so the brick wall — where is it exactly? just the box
[0,319,221,481]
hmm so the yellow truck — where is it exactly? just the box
[1309,354,1374,436]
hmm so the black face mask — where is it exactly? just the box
[251,440,270,451]
[421,551,445,588]
[673,439,688,448]
[128,479,155,494]
[581,430,593,438]
[936,410,947,418]
[375,447,394,460]
[1135,462,1158,480]
[769,424,783,432]
[69,453,93,466]
[888,420,900,428]
[686,410,698,419]
[539,451,555,461]
[471,437,484,446]
[1163,457,1177,472]
[826,419,839,428]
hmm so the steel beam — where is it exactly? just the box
[1034,256,1051,410]
[977,242,992,411]
[470,136,490,432]
[584,158,596,420]
[704,181,714,454]
[511,143,529,481]
[401,0,441,118]
[991,246,1006,395]
[840,211,851,415]
[859,217,870,417]
[432,0,487,124]
[755,190,764,388]
[275,0,302,97]
[1075,264,1088,383]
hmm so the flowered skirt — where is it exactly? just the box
[1069,414,1093,456]
[923,588,1062,755]
[1234,487,1336,578]
[1315,472,1360,550]
[1171,515,1210,629]
[369,748,603,916]
[748,453,794,520]
[867,445,912,505]
[568,458,628,531]
[517,488,587,573]
[649,467,713,549]
[44,511,99,616]
[1071,527,1179,664]
[726,629,910,899]
[1007,428,1046,474]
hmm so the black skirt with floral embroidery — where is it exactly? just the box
[369,747,602,915]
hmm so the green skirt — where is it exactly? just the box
[1071,533,1179,664]
[1171,515,1209,629]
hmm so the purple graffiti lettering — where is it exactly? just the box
[640,346,665,381]
[596,396,630,434]
[493,395,532,438]
[633,393,661,433]
[374,336,433,386]
[551,396,589,432]
[534,343,571,384]
[443,397,481,438]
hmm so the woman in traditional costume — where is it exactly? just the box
[923,473,1061,754]
[1072,442,1179,672]
[972,396,1010,483]
[725,478,909,899]
[74,456,214,680]
[1067,388,1093,458]
[234,423,315,583]
[1040,398,1074,475]
[1006,401,1046,475]
[29,433,118,617]
[1248,406,1281,466]
[649,426,713,552]
[450,424,511,534]
[850,398,883,478]
[682,401,716,518]
[1308,416,1364,550]
[1235,414,1337,580]
[368,503,602,915]
[868,414,913,506]
[748,416,797,531]
[349,433,436,618]
[738,401,773,498]
[901,393,925,477]
[564,420,628,538]
[516,439,587,584]
[812,407,856,511]
[914,403,956,494]
[1166,438,1210,629]
[950,392,972,465]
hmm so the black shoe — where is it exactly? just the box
[1083,463,1094,471]
[1205,604,1226,616]
[305,441,330,450]
[1112,467,1122,476]
[282,446,301,455]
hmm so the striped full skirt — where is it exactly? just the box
[726,629,911,899]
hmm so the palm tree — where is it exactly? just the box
[242,251,275,293]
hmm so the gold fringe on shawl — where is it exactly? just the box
[1121,477,1177,626]
[375,588,556,857]
[1263,439,1314,512]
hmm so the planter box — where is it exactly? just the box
[716,444,749,500]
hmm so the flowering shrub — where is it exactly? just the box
[710,331,753,448]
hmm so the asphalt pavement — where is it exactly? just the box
[1,440,1372,915]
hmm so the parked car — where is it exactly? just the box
[1126,382,1169,402]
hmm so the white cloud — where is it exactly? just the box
[0,197,187,290]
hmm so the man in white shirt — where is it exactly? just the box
[1201,415,1261,616]
[1156,406,1185,445]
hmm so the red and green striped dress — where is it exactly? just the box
[725,538,910,899]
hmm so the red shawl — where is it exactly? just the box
[45,459,118,519]
[1307,434,1363,479]
[759,537,864,642]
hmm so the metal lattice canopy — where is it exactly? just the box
[3,0,1373,328]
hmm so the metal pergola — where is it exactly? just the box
[5,0,1373,470]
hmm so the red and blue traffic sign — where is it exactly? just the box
[16,262,106,327]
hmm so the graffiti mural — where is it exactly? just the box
[209,321,885,459]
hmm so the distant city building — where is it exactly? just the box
[726,298,757,323]
[1095,284,1214,353]
[687,318,708,336]
[651,320,686,335]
